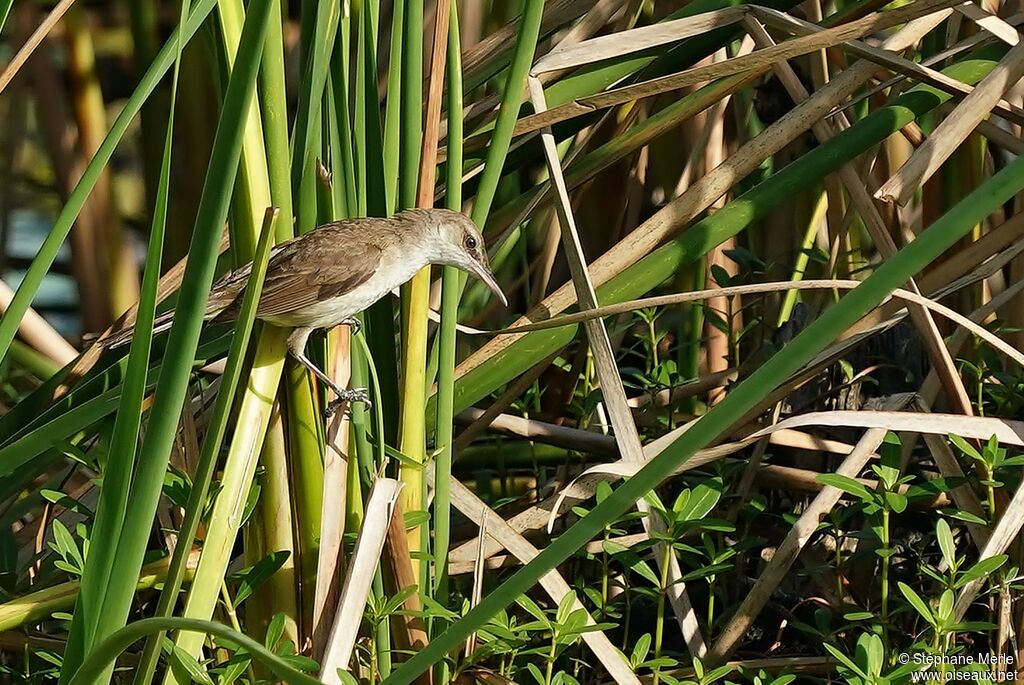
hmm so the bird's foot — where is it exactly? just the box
[325,387,372,419]
[339,317,362,335]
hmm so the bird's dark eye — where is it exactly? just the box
[464,235,478,250]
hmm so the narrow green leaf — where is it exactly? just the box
[817,474,874,502]
[63,3,277,682]
[899,582,936,626]
[958,555,1008,586]
[65,617,321,685]
[936,518,956,570]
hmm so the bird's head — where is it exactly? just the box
[410,208,507,307]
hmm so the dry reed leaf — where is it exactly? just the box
[833,12,1024,120]
[448,258,1020,562]
[465,279,1024,370]
[954,2,1021,45]
[0,279,77,365]
[452,0,593,140]
[527,77,646,466]
[464,508,488,657]
[510,0,961,137]
[876,38,1024,205]
[319,478,401,683]
[314,330,353,659]
[0,0,76,96]
[542,394,1024,528]
[529,74,706,657]
[745,17,974,415]
[753,6,1024,125]
[462,407,857,456]
[460,0,588,90]
[543,413,864,534]
[531,7,746,74]
[752,409,1024,444]
[540,0,636,84]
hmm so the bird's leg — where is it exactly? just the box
[339,317,362,335]
[287,327,371,417]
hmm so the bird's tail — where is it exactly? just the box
[97,309,177,349]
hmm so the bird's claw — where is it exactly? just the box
[324,387,373,419]
[340,317,362,336]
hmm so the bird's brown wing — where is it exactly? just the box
[255,240,382,318]
[209,226,383,322]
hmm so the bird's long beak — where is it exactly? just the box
[471,260,508,307]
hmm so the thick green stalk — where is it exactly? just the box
[352,0,368,214]
[397,0,428,575]
[399,0,423,210]
[470,0,545,227]
[165,331,289,677]
[332,20,358,216]
[418,0,546,440]
[258,0,295,240]
[382,0,405,213]
[433,0,462,609]
[289,0,340,200]
[360,0,401,446]
[218,0,273,259]
[386,94,1024,685]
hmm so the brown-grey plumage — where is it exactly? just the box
[204,221,384,324]
[101,208,506,414]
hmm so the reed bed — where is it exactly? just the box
[0,1,1023,683]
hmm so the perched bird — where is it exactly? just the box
[102,208,506,415]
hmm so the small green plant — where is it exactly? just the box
[515,593,613,685]
[922,518,1007,594]
[662,657,737,685]
[824,632,916,685]
[898,519,1005,669]
[572,481,644,623]
[818,432,910,645]
[737,667,796,685]
[643,478,729,683]
[949,433,1024,522]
